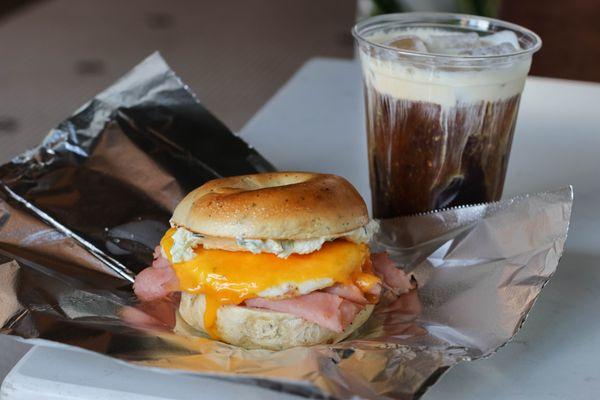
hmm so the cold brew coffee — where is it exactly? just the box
[354,14,541,217]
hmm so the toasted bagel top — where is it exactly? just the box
[171,172,368,239]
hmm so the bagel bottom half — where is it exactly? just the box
[176,292,374,350]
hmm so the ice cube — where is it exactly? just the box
[426,32,479,54]
[459,42,518,56]
[386,36,428,52]
[481,30,520,49]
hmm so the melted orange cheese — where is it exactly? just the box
[160,228,379,338]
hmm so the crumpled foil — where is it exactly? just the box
[0,53,572,400]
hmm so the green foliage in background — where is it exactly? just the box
[457,0,501,17]
[371,0,501,17]
[372,0,403,14]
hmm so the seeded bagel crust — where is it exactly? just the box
[171,172,369,240]
[177,292,374,350]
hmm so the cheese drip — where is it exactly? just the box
[160,228,379,338]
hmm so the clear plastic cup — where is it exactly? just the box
[353,13,541,218]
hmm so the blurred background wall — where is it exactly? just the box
[359,0,600,82]
[0,0,355,153]
[498,0,600,82]
[0,0,597,155]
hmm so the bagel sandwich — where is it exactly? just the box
[133,172,413,350]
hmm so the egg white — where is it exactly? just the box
[257,278,334,299]
[168,219,379,262]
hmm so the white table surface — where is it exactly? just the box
[2,58,600,399]
[242,58,600,399]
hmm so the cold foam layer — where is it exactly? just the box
[359,28,531,106]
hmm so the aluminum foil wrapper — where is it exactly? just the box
[0,53,572,400]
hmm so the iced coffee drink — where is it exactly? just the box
[353,14,541,217]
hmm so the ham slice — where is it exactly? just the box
[133,247,179,301]
[323,283,368,305]
[151,246,171,269]
[121,295,179,330]
[153,245,163,260]
[245,291,363,332]
[121,305,165,329]
[371,253,414,295]
[133,266,179,301]
[151,255,172,270]
[339,300,364,328]
[365,281,382,298]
